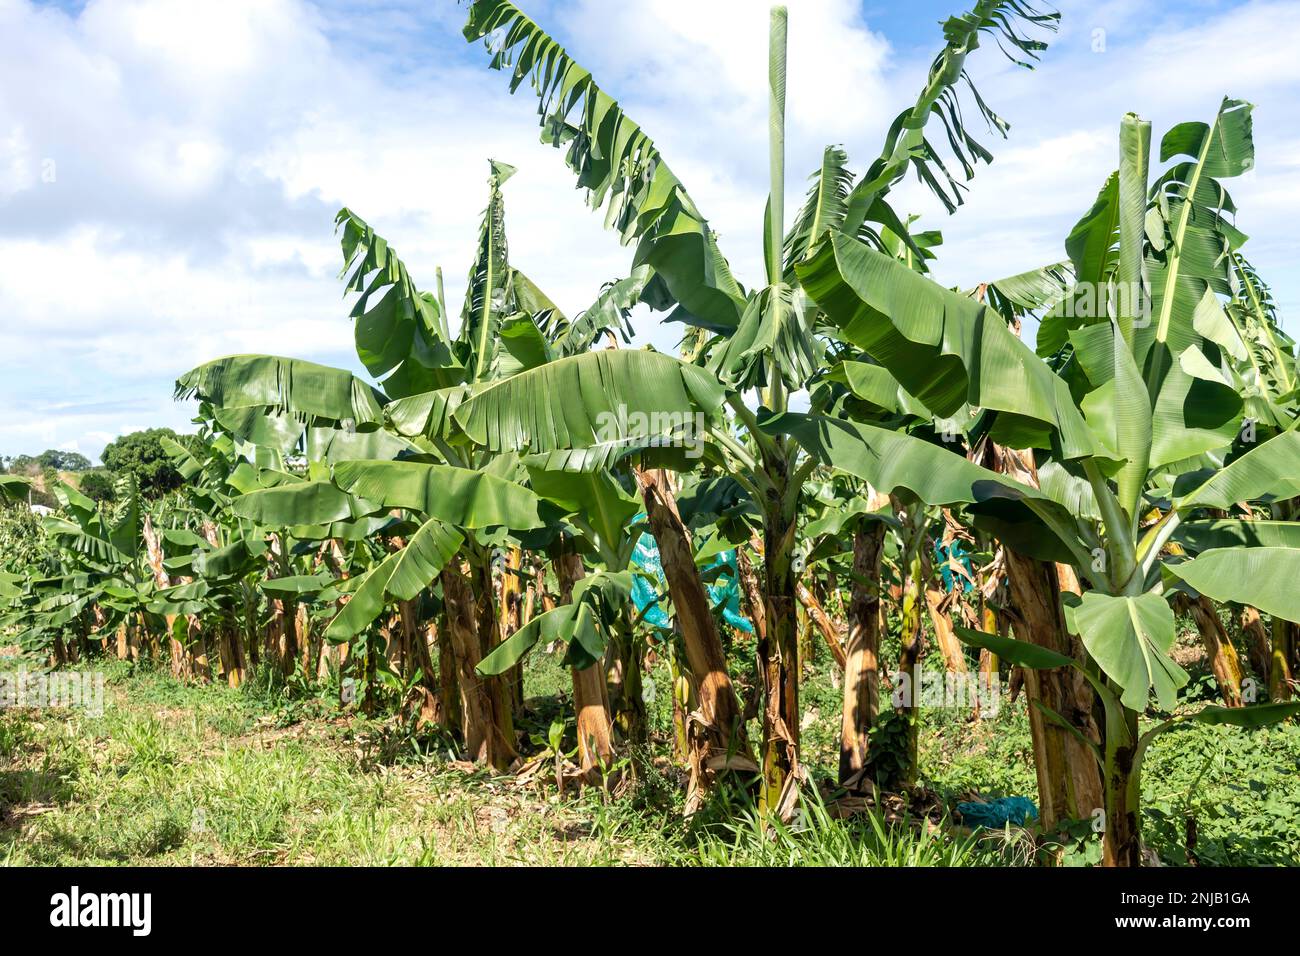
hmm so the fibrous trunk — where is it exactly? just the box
[1239,606,1271,687]
[436,612,462,735]
[472,552,516,763]
[552,539,615,780]
[1271,617,1295,702]
[1102,706,1142,867]
[400,599,441,727]
[501,548,526,713]
[606,614,647,746]
[896,543,925,790]
[217,617,246,689]
[840,522,886,788]
[759,498,800,818]
[924,587,968,675]
[797,578,845,669]
[996,446,1104,829]
[142,515,185,678]
[440,564,513,769]
[1181,594,1243,707]
[635,467,753,805]
[1003,551,1105,827]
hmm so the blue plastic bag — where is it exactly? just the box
[631,532,753,634]
[956,796,1039,829]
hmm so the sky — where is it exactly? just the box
[2,0,1298,463]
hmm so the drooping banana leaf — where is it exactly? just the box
[1169,546,1300,624]
[232,481,383,527]
[325,517,463,641]
[452,349,724,455]
[176,355,386,426]
[1175,518,1300,552]
[1175,431,1300,510]
[841,0,1059,226]
[331,460,552,530]
[1062,591,1188,711]
[552,267,651,357]
[336,208,461,397]
[798,231,1099,457]
[463,0,747,332]
[526,466,640,556]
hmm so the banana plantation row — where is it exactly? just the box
[5,0,1300,867]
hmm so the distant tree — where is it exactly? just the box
[1,450,91,473]
[7,454,39,475]
[77,470,116,503]
[100,428,190,497]
[37,449,92,472]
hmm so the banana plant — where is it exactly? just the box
[791,100,1300,865]
[179,154,659,766]
[28,475,157,663]
[464,0,1059,814]
[1213,253,1299,699]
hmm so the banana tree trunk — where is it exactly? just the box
[384,610,407,681]
[1102,705,1142,867]
[634,467,753,801]
[324,539,351,683]
[187,614,210,682]
[436,613,462,735]
[840,522,886,788]
[439,564,512,769]
[736,545,767,643]
[759,499,801,817]
[1239,606,1271,687]
[796,578,845,669]
[552,539,615,779]
[217,617,246,689]
[1179,594,1243,706]
[501,548,526,714]
[400,599,441,726]
[241,583,259,671]
[571,662,614,779]
[924,587,968,675]
[896,544,926,791]
[975,593,1000,718]
[1004,549,1106,829]
[995,445,1105,829]
[472,552,516,762]
[606,611,648,745]
[1271,617,1295,701]
[141,514,186,678]
[295,603,311,683]
[266,535,299,677]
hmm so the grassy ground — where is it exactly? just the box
[2,646,1297,866]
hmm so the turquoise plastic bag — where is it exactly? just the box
[956,796,1038,828]
[631,532,753,634]
[934,539,975,593]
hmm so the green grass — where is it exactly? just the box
[2,653,1296,866]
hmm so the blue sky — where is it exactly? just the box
[2,0,1297,462]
